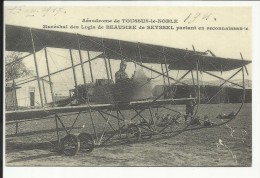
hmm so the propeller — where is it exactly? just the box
[240,52,249,75]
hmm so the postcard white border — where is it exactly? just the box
[3,1,260,178]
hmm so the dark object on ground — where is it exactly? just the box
[216,111,236,119]
[203,120,212,126]
[190,117,201,125]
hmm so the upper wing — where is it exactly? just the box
[5,24,251,71]
[168,54,251,71]
[5,24,203,64]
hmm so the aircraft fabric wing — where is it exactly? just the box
[6,24,251,70]
[129,98,195,108]
[6,98,195,122]
[168,54,251,71]
[6,24,204,64]
[5,104,113,122]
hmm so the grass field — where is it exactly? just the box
[5,103,252,166]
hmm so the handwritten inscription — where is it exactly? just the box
[7,6,67,17]
[184,12,216,24]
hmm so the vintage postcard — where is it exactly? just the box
[3,1,259,178]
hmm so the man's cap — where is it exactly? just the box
[120,59,127,66]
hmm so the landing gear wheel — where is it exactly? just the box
[61,134,80,156]
[140,123,153,140]
[126,124,141,143]
[78,132,95,153]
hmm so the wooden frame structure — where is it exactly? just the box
[5,25,250,156]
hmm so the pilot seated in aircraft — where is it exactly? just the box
[115,59,130,83]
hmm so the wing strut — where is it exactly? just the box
[87,50,94,83]
[240,52,249,75]
[77,34,87,87]
[102,38,111,80]
[69,49,78,88]
[30,28,44,107]
[11,65,18,110]
[45,48,55,106]
[161,63,166,86]
[162,47,171,86]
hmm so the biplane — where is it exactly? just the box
[5,24,251,156]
